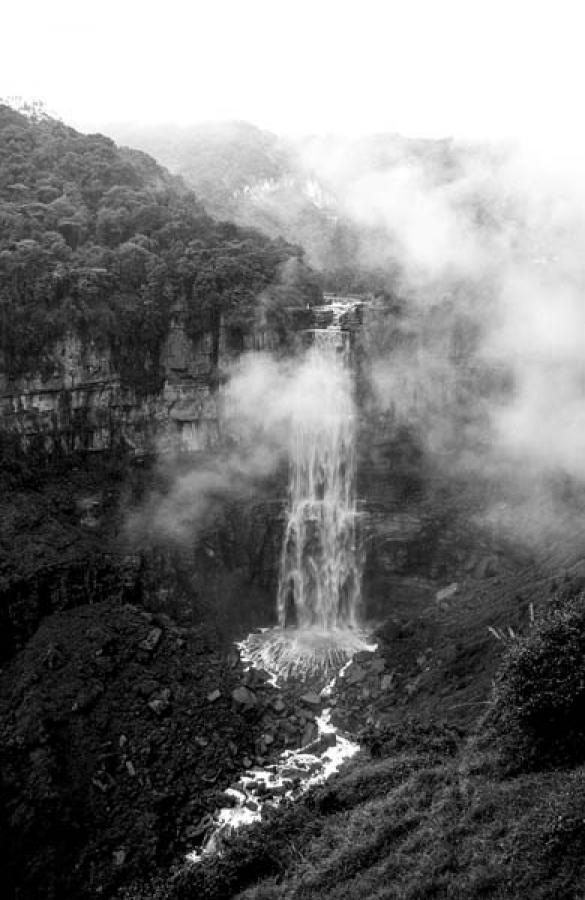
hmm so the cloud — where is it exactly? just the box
[127,345,355,542]
[300,132,585,555]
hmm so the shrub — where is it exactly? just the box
[490,592,585,773]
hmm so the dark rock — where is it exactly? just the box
[136,678,160,698]
[300,691,321,707]
[44,643,66,670]
[226,646,240,668]
[201,770,219,784]
[300,721,318,747]
[192,813,214,838]
[405,675,421,696]
[71,682,104,712]
[92,776,111,793]
[475,556,498,579]
[248,667,271,685]
[381,673,395,691]
[232,686,258,710]
[139,628,162,653]
[148,688,172,715]
[354,650,375,663]
[346,664,366,685]
[436,582,458,602]
[369,658,386,674]
[320,731,337,749]
[310,731,337,753]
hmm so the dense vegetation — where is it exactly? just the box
[107,122,407,293]
[0,105,320,387]
[490,588,585,774]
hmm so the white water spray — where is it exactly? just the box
[239,303,368,678]
[277,329,361,631]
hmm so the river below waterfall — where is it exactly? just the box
[189,298,373,863]
[188,631,378,863]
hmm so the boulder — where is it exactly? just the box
[311,731,337,753]
[300,721,318,747]
[139,628,162,653]
[300,691,322,707]
[232,686,258,710]
[346,664,366,685]
[369,658,386,674]
[380,673,395,692]
[354,650,375,663]
[148,687,171,715]
[436,583,458,603]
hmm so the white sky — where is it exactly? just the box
[2,0,585,144]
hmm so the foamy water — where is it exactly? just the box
[277,335,361,632]
[187,638,376,864]
[187,301,370,863]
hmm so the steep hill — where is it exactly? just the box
[0,107,320,384]
[105,121,504,297]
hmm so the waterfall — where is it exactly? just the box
[236,300,368,678]
[189,308,374,863]
[277,325,361,632]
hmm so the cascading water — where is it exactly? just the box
[240,303,370,678]
[277,331,361,632]
[188,299,377,864]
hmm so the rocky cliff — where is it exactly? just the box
[0,309,285,457]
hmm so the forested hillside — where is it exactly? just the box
[106,121,395,294]
[0,106,320,386]
[107,121,499,298]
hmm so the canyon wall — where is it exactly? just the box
[0,305,283,457]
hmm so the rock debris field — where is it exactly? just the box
[0,598,399,899]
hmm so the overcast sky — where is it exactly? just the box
[2,0,584,147]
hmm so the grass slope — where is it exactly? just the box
[148,575,585,900]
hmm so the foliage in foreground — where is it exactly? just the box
[116,603,585,900]
[121,737,585,900]
[489,590,585,773]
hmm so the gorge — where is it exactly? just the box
[2,103,585,900]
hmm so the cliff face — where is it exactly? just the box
[0,105,322,458]
[0,310,283,457]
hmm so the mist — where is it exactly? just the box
[122,118,585,553]
[291,132,585,549]
[127,348,354,542]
